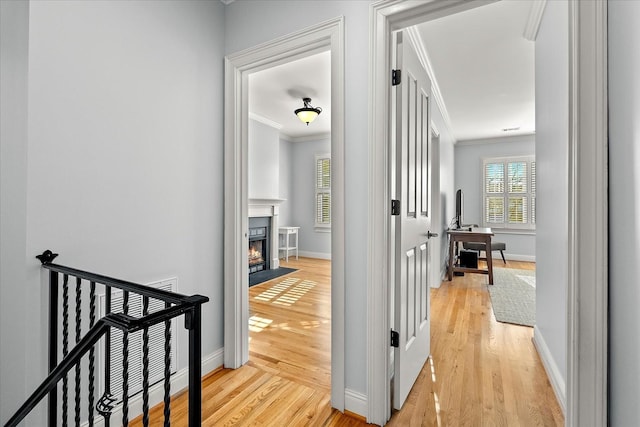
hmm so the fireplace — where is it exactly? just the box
[248,198,284,273]
[248,217,270,274]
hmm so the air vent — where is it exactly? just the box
[99,278,177,401]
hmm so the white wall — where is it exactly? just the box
[256,130,331,257]
[290,137,332,257]
[226,0,372,396]
[0,0,30,420]
[432,104,456,281]
[454,135,536,260]
[278,138,294,226]
[534,0,568,403]
[0,1,226,423]
[609,1,640,424]
[248,118,280,199]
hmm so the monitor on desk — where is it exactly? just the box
[455,189,464,229]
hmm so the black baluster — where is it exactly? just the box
[62,274,69,427]
[74,277,81,427]
[122,291,129,427]
[142,296,150,427]
[163,301,171,427]
[97,286,113,426]
[88,281,96,427]
[48,270,59,427]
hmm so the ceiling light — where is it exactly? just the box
[295,97,322,125]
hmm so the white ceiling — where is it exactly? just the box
[416,0,535,141]
[248,0,535,143]
[248,51,331,140]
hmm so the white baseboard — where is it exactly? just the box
[503,253,536,262]
[481,252,536,262]
[297,250,331,260]
[344,388,367,419]
[431,267,445,288]
[532,327,566,415]
[82,348,224,427]
[471,250,536,263]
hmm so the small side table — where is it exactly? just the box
[278,226,300,262]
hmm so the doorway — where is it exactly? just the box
[246,50,333,393]
[367,1,608,425]
[223,17,346,410]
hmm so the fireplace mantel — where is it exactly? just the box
[248,198,286,218]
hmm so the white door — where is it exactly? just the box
[393,30,433,410]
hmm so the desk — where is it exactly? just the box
[447,227,494,285]
[278,227,299,261]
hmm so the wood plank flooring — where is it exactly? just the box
[387,260,563,427]
[248,257,332,394]
[132,258,563,426]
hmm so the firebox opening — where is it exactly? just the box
[248,217,270,274]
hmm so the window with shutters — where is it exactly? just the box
[315,154,331,230]
[482,156,535,230]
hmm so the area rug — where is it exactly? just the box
[249,267,297,287]
[488,268,536,327]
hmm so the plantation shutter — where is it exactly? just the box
[483,156,535,230]
[315,155,331,227]
[484,162,505,224]
[507,161,527,224]
[531,161,536,224]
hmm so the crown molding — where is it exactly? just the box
[280,132,331,143]
[455,132,536,146]
[523,0,547,41]
[248,112,283,130]
[406,26,457,144]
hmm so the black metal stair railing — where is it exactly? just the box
[4,250,209,427]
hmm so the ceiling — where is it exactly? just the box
[248,0,535,143]
[249,51,331,140]
[416,0,535,141]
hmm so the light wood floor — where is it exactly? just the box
[386,260,563,427]
[132,257,563,426]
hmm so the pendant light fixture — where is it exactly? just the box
[294,97,322,125]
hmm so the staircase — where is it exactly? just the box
[4,250,209,427]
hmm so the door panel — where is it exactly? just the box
[393,30,433,410]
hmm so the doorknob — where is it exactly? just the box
[427,231,438,239]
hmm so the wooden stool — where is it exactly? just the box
[463,241,507,264]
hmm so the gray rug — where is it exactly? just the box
[249,267,297,287]
[488,268,536,327]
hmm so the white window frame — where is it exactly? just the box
[482,155,536,230]
[315,154,331,231]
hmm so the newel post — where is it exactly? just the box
[186,296,206,427]
[36,250,59,426]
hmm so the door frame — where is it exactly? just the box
[223,17,346,409]
[367,0,607,425]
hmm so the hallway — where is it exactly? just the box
[133,259,562,426]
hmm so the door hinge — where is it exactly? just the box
[392,69,401,86]
[391,329,399,348]
[391,199,400,216]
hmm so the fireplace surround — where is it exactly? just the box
[248,198,284,273]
